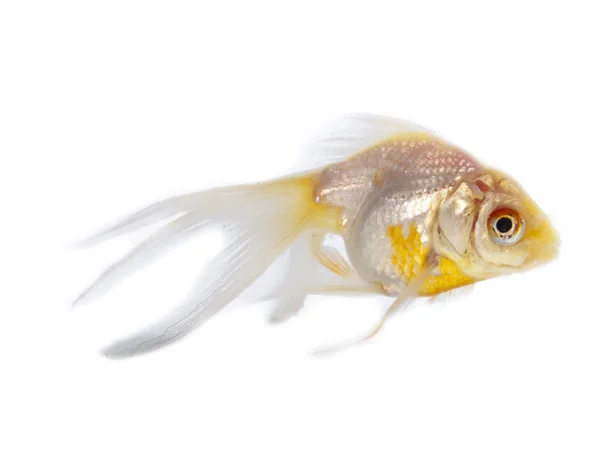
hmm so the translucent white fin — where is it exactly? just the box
[268,232,318,323]
[96,178,318,358]
[315,245,355,278]
[73,212,211,306]
[73,185,258,246]
[268,232,381,323]
[74,184,288,305]
[292,113,436,173]
[312,254,437,356]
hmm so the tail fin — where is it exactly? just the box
[76,175,331,358]
[72,185,257,247]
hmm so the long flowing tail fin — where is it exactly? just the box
[76,175,332,358]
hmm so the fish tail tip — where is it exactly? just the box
[101,345,132,360]
[308,346,340,358]
[70,297,86,309]
[71,288,95,308]
[66,236,103,250]
[102,351,126,360]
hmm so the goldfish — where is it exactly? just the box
[75,114,560,358]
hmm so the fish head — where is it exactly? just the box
[436,170,560,280]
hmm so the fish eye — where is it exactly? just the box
[488,208,524,246]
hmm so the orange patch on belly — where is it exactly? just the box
[387,224,473,295]
[387,224,428,282]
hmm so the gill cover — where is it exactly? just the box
[438,182,479,255]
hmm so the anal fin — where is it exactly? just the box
[269,232,380,323]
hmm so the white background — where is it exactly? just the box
[1,1,599,449]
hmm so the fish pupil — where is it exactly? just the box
[496,217,513,234]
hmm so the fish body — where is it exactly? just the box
[75,115,559,357]
[315,131,482,296]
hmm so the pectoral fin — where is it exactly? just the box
[312,254,438,356]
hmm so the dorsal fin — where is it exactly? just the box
[290,113,437,173]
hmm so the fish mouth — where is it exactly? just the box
[521,212,561,269]
[526,243,559,267]
[524,231,560,269]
